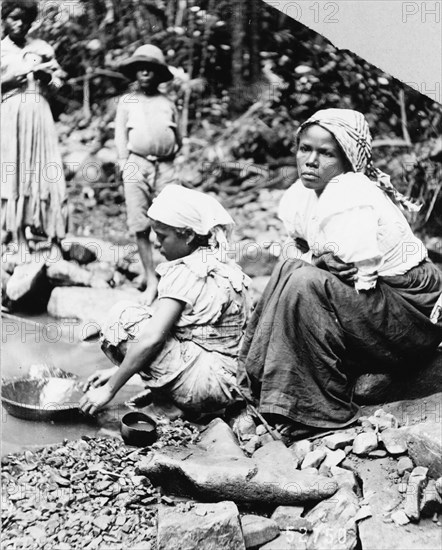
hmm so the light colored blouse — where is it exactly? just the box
[278,173,427,290]
[114,92,178,160]
[1,36,63,101]
[156,248,251,355]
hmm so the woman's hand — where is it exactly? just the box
[294,238,310,254]
[1,69,28,91]
[82,367,118,391]
[313,252,358,284]
[80,384,114,416]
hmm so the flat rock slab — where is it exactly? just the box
[404,421,442,479]
[47,259,93,286]
[253,440,298,475]
[157,501,245,550]
[47,286,139,339]
[240,514,279,548]
[260,531,307,549]
[138,446,338,505]
[197,418,245,459]
[304,487,360,550]
[356,458,442,549]
[271,505,305,530]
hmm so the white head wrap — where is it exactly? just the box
[297,108,420,212]
[147,184,234,249]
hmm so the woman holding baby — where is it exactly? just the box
[1,0,67,254]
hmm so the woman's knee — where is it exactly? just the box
[287,263,329,294]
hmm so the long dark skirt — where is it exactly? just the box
[237,259,442,429]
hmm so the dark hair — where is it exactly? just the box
[175,227,210,248]
[2,0,39,24]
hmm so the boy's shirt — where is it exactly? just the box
[115,92,178,161]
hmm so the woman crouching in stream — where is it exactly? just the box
[80,185,251,418]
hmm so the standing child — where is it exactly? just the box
[115,44,181,304]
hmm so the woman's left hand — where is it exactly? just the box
[80,385,114,416]
[313,252,358,284]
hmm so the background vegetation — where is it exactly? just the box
[28,0,442,235]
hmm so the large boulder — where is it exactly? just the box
[354,373,394,404]
[304,488,360,550]
[47,286,140,339]
[137,445,337,505]
[405,422,442,479]
[157,501,245,550]
[5,256,52,312]
[354,351,442,404]
[46,259,95,287]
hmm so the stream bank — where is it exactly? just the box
[2,393,442,550]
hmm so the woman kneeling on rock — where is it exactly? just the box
[237,108,442,442]
[80,185,251,417]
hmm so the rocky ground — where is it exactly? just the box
[2,393,442,550]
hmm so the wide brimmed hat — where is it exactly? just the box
[118,44,174,82]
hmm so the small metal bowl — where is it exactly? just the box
[120,412,158,447]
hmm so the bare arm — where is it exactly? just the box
[172,105,182,153]
[1,66,29,92]
[80,298,184,414]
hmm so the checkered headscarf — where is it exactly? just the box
[297,108,420,212]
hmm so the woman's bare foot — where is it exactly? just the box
[232,409,257,440]
[141,401,184,422]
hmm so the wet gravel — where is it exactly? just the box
[1,419,201,550]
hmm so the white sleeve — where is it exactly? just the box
[321,205,382,290]
[278,184,303,240]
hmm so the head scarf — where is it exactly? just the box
[296,108,420,212]
[147,184,234,251]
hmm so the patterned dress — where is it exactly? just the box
[100,248,251,413]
